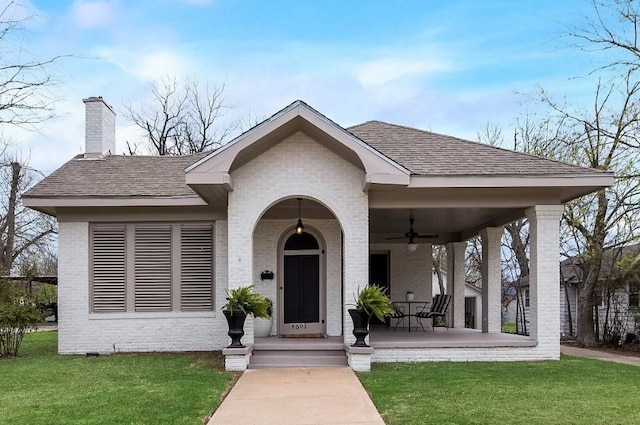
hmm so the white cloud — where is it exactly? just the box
[96,47,194,82]
[132,51,193,81]
[355,56,453,88]
[70,0,116,29]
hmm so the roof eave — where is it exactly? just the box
[23,196,207,216]
[407,173,613,189]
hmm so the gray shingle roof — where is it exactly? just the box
[560,244,640,283]
[348,121,599,176]
[24,153,208,198]
[25,119,604,200]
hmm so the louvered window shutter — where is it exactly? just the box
[180,224,214,311]
[91,224,127,312]
[134,224,172,311]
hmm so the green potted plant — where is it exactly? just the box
[222,285,271,348]
[254,298,273,338]
[349,284,393,347]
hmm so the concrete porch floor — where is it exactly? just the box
[253,329,535,350]
[369,327,536,348]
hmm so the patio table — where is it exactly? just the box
[392,301,430,332]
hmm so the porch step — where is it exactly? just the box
[249,349,348,369]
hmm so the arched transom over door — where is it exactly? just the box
[279,231,325,336]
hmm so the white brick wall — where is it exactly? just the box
[450,242,467,328]
[228,132,369,345]
[223,345,253,371]
[372,345,557,363]
[481,227,503,333]
[57,220,230,354]
[347,351,373,371]
[83,97,115,157]
[526,205,564,359]
[369,243,432,302]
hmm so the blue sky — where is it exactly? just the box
[3,0,618,173]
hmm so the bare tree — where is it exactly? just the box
[540,74,640,347]
[476,123,503,147]
[0,160,56,275]
[0,1,66,129]
[432,245,447,294]
[501,219,530,335]
[125,77,234,155]
[570,0,640,75]
[465,236,482,287]
[0,1,60,275]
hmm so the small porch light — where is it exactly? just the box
[295,198,305,234]
[407,242,418,252]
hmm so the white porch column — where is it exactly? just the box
[480,227,502,333]
[343,207,370,346]
[227,193,253,291]
[526,205,564,357]
[447,242,467,328]
[223,191,255,370]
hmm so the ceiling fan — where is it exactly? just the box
[385,217,438,251]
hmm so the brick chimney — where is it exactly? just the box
[83,96,116,158]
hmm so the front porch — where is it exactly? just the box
[368,327,535,349]
[232,329,539,371]
[252,328,535,350]
[208,102,612,371]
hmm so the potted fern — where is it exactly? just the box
[222,285,271,348]
[254,298,273,338]
[349,284,393,347]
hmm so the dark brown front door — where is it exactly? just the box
[284,255,320,323]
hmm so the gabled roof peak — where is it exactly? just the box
[185,99,410,187]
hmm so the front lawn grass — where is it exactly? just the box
[359,357,640,425]
[501,322,517,333]
[0,332,234,425]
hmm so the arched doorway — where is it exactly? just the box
[279,229,325,336]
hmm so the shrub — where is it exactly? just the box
[35,283,57,305]
[35,283,58,321]
[0,279,42,358]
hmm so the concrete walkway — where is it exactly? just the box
[207,367,385,425]
[561,345,640,366]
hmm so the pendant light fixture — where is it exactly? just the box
[295,198,305,234]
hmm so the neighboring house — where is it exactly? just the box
[23,98,613,371]
[559,246,640,340]
[517,245,640,340]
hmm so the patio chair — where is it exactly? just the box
[389,303,407,331]
[415,294,452,331]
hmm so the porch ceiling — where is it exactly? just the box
[369,207,516,244]
[262,199,525,244]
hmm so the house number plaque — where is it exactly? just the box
[290,323,307,330]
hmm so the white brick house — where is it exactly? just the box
[23,98,613,371]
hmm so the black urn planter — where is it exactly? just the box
[223,310,247,348]
[348,308,372,347]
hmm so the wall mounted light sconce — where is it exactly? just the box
[260,270,274,281]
